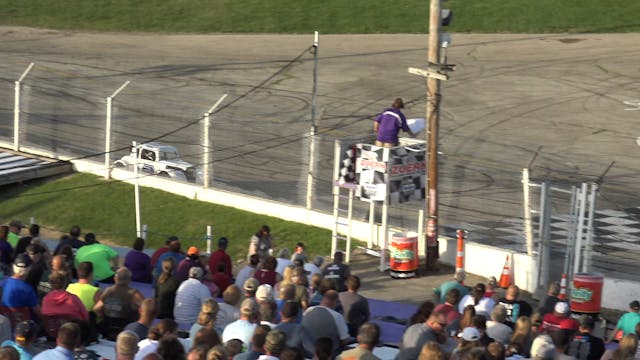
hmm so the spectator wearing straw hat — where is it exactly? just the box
[222,298,259,347]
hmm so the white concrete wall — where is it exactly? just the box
[437,237,538,293]
[601,278,640,311]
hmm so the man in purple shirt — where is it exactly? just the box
[374,98,415,147]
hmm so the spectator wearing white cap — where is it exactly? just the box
[222,298,259,347]
[174,267,214,324]
[529,333,555,359]
[450,327,483,359]
[256,284,274,303]
[2,254,40,314]
[541,301,578,334]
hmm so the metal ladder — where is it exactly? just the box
[331,182,355,263]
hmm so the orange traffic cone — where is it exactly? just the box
[498,255,512,288]
[456,230,465,274]
[558,273,568,300]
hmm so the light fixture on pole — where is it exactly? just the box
[105,80,130,179]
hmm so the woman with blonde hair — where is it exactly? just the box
[206,344,228,360]
[190,298,220,339]
[418,341,444,360]
[601,333,638,360]
[507,315,533,357]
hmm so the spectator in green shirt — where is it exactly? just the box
[7,220,24,248]
[75,233,119,283]
[609,300,640,342]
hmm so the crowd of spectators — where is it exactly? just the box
[1,221,639,360]
[0,223,380,360]
[400,269,640,360]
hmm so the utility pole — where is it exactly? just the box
[408,0,453,271]
[425,0,442,271]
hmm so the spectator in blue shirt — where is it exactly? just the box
[1,254,40,315]
[154,238,185,279]
[33,322,80,360]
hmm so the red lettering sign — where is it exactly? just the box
[390,162,426,175]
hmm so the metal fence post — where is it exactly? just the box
[537,181,551,290]
[306,31,320,210]
[583,182,598,272]
[105,80,130,179]
[522,168,534,256]
[202,94,228,189]
[14,63,35,152]
[573,183,588,274]
[206,225,213,254]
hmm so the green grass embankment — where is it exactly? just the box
[0,173,333,260]
[0,0,639,34]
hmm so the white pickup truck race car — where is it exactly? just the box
[114,142,199,183]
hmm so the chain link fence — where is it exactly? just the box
[1,51,639,281]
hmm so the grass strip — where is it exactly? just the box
[0,0,639,34]
[0,173,334,261]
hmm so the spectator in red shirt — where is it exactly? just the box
[434,288,462,334]
[209,237,232,278]
[42,271,89,321]
[150,236,177,267]
[254,256,281,287]
[541,301,577,333]
[211,262,232,294]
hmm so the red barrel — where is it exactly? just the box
[570,272,604,314]
[390,232,419,275]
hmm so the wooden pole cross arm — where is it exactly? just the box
[408,66,449,81]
